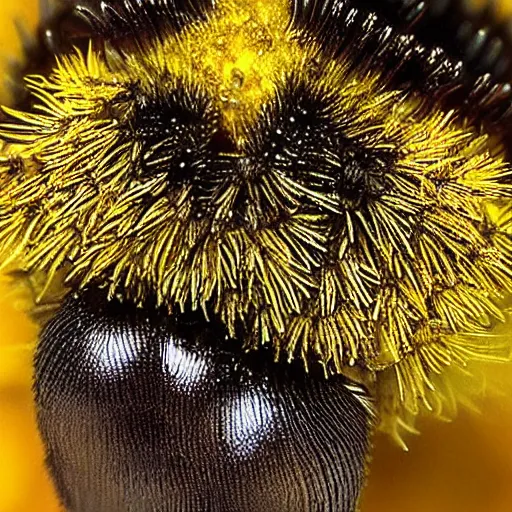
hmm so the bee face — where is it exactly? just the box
[1,1,512,511]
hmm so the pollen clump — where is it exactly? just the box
[0,0,511,436]
[136,0,302,138]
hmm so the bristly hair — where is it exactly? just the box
[73,0,216,39]
[289,0,512,148]
[1,0,512,440]
[292,0,512,83]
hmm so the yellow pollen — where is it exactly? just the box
[143,0,302,139]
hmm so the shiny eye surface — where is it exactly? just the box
[1,1,512,511]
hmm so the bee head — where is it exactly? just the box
[1,0,512,436]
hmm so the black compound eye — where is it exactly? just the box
[34,288,373,512]
[251,81,340,206]
[132,85,218,186]
[259,87,336,176]
[251,77,395,210]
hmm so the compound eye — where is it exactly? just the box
[251,78,394,211]
[253,80,338,183]
[35,289,373,512]
[132,85,218,186]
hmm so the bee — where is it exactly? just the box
[0,0,511,511]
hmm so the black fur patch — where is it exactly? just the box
[73,0,216,40]
[289,0,512,156]
[247,76,395,211]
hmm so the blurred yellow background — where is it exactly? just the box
[1,1,512,512]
